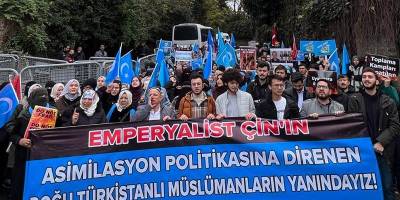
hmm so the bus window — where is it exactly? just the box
[200,29,210,42]
[174,26,198,40]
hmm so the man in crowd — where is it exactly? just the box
[215,69,256,120]
[257,75,299,119]
[74,46,85,60]
[337,74,355,94]
[284,72,314,111]
[94,44,108,57]
[133,87,175,121]
[247,62,270,109]
[178,73,216,120]
[298,63,308,79]
[348,67,399,200]
[274,65,292,89]
[300,79,344,118]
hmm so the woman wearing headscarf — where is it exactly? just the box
[56,79,81,123]
[63,89,106,126]
[106,90,136,122]
[129,77,144,109]
[102,80,122,113]
[49,83,64,106]
[5,87,50,200]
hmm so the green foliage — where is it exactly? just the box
[0,0,50,55]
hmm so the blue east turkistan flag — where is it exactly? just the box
[134,57,141,77]
[191,57,203,70]
[105,44,122,85]
[230,33,236,49]
[217,29,225,52]
[341,44,350,75]
[216,43,237,68]
[193,43,199,54]
[119,51,134,85]
[204,30,214,79]
[0,84,19,127]
[328,48,340,76]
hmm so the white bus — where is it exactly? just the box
[172,23,212,47]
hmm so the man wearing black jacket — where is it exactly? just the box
[256,75,299,119]
[247,62,270,109]
[284,72,314,111]
[348,67,400,200]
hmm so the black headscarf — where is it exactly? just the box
[28,88,49,109]
[129,77,143,109]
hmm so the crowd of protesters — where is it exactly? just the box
[0,43,400,200]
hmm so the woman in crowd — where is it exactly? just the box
[6,87,50,200]
[64,89,106,126]
[348,56,364,92]
[56,79,81,124]
[129,76,144,109]
[49,83,64,106]
[102,80,122,113]
[106,90,136,122]
[212,74,226,99]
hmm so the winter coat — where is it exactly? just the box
[256,93,300,119]
[348,91,400,166]
[215,90,255,117]
[177,92,216,119]
[62,103,106,126]
[300,98,344,118]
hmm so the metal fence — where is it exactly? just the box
[20,56,67,67]
[138,54,156,71]
[89,56,115,61]
[0,54,19,69]
[20,62,101,95]
[0,68,18,84]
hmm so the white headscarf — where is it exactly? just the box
[61,79,81,101]
[50,83,64,99]
[28,84,42,98]
[80,89,99,117]
[116,89,133,112]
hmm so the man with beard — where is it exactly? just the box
[300,79,344,118]
[284,72,314,111]
[215,69,256,120]
[348,67,399,200]
[178,73,216,120]
[247,62,270,109]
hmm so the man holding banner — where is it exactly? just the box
[348,67,400,200]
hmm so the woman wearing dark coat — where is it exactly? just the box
[63,89,106,126]
[129,77,144,110]
[5,88,50,200]
[55,79,81,125]
[107,90,136,122]
[102,80,122,113]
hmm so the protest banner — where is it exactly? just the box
[270,48,292,62]
[239,48,257,70]
[174,51,193,61]
[300,40,337,56]
[306,71,338,94]
[24,114,383,200]
[23,106,58,138]
[365,54,399,80]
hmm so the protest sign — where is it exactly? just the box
[366,54,399,80]
[270,48,292,62]
[300,40,337,56]
[23,106,58,138]
[239,48,257,70]
[306,71,338,94]
[25,115,383,200]
[174,51,193,61]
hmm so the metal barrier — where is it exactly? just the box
[20,62,101,95]
[20,56,67,67]
[0,54,19,69]
[138,54,156,71]
[89,57,115,61]
[0,68,18,84]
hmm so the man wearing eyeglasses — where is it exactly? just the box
[300,79,344,118]
[256,74,299,120]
